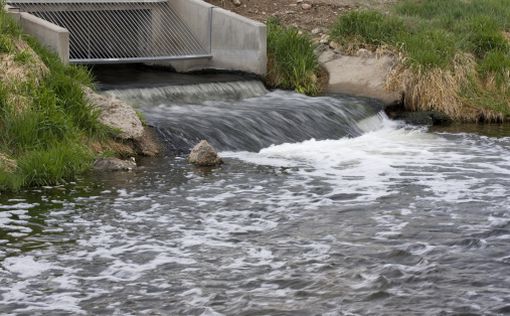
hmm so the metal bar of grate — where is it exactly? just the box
[7,0,212,63]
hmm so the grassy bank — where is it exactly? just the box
[330,0,510,121]
[266,18,322,96]
[0,6,111,191]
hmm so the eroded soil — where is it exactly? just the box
[205,0,396,33]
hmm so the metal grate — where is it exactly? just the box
[7,0,212,63]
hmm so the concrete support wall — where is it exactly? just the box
[5,5,69,64]
[168,0,267,76]
[5,1,266,75]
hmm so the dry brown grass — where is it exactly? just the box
[89,139,136,157]
[0,153,17,173]
[0,40,48,86]
[386,53,506,122]
[0,40,49,116]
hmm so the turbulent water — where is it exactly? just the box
[1,79,510,315]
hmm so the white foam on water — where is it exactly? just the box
[0,203,38,210]
[224,113,510,205]
[1,108,510,315]
[2,256,53,278]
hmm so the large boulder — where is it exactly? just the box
[188,140,223,167]
[83,88,162,157]
[83,87,144,140]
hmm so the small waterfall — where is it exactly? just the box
[108,81,385,153]
[106,81,268,105]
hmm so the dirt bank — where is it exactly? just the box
[206,0,395,33]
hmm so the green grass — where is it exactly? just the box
[0,5,112,191]
[266,18,321,95]
[329,0,510,120]
[330,11,405,47]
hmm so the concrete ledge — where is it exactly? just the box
[168,0,267,76]
[5,5,69,64]
[210,7,266,76]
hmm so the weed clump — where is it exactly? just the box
[330,11,405,48]
[266,18,321,95]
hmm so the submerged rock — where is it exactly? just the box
[93,157,137,171]
[188,140,223,167]
[385,106,453,126]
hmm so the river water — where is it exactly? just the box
[1,76,510,315]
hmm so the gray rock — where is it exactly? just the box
[311,27,322,35]
[356,48,373,58]
[318,49,337,64]
[319,34,330,44]
[301,3,312,10]
[322,54,402,104]
[329,40,341,51]
[188,140,223,167]
[134,127,161,157]
[83,87,144,140]
[93,157,137,171]
[386,110,453,126]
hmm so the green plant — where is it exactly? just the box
[330,10,405,46]
[478,49,510,85]
[13,49,32,63]
[329,0,510,121]
[402,29,456,69]
[0,34,14,54]
[266,18,320,95]
[459,15,509,58]
[0,5,115,191]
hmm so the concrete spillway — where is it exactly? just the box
[4,0,267,75]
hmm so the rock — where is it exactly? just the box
[329,40,342,51]
[318,49,337,64]
[322,54,402,104]
[188,140,223,167]
[386,111,453,126]
[296,0,303,3]
[430,111,453,125]
[319,34,330,44]
[133,127,161,157]
[356,48,372,58]
[83,87,144,140]
[93,157,137,171]
[396,112,434,126]
[232,0,241,6]
[301,3,312,10]
[311,27,322,35]
[314,43,328,56]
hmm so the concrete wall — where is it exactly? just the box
[5,0,267,75]
[5,5,69,64]
[168,0,267,76]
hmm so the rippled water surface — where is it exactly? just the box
[1,81,510,315]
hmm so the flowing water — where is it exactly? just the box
[1,77,510,316]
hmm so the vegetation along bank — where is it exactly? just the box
[256,0,510,122]
[0,5,159,191]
